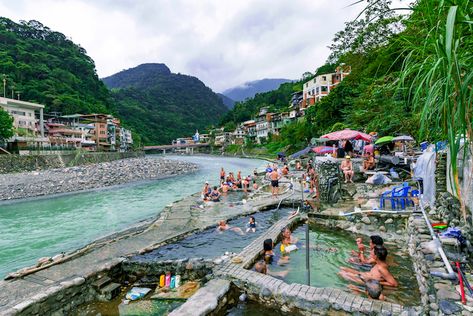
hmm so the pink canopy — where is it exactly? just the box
[321,129,372,142]
[312,146,334,155]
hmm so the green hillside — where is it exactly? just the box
[103,63,228,145]
[0,18,111,114]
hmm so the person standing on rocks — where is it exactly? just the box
[220,168,225,184]
[270,167,280,197]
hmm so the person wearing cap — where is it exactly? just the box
[340,155,354,183]
[201,181,211,200]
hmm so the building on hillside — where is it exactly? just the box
[255,107,270,143]
[0,97,49,153]
[76,114,124,151]
[119,127,133,152]
[232,126,246,145]
[242,120,256,143]
[302,65,351,108]
[199,133,210,144]
[45,121,83,148]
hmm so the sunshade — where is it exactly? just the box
[290,146,312,159]
[311,146,334,155]
[375,136,394,145]
[392,135,415,142]
[321,129,372,142]
[310,137,329,144]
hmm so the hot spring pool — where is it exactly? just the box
[264,223,420,306]
[132,208,294,262]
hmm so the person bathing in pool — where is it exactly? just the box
[246,216,257,233]
[340,245,398,288]
[349,235,384,265]
[348,280,385,301]
[216,220,244,235]
[281,227,298,244]
[254,260,288,278]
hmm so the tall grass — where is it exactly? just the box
[396,0,473,219]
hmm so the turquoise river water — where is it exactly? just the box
[0,155,265,278]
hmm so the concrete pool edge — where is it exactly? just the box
[0,184,294,315]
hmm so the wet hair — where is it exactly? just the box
[263,239,273,251]
[213,186,218,190]
[374,245,388,262]
[366,280,382,299]
[250,216,255,222]
[254,261,267,274]
[370,235,384,246]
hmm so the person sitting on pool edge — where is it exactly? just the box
[349,235,384,265]
[201,181,211,200]
[340,245,398,288]
[210,186,221,202]
[340,155,354,183]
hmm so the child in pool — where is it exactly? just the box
[246,216,257,233]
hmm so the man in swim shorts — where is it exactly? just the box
[270,167,280,197]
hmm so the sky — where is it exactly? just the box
[0,0,366,92]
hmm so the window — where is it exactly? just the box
[321,86,328,92]
[316,87,319,94]
[100,131,106,135]
[322,76,326,81]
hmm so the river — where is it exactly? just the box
[0,155,265,278]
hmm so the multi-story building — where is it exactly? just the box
[0,97,49,153]
[255,107,270,143]
[242,120,256,143]
[302,65,351,108]
[119,128,133,152]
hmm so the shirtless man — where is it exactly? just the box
[220,168,225,184]
[270,167,280,197]
[340,156,354,183]
[363,152,375,171]
[340,245,398,287]
[202,181,211,200]
[282,164,289,176]
[216,220,244,235]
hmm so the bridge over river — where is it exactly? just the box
[143,143,210,154]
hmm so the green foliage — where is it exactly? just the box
[220,81,301,125]
[0,107,13,141]
[105,64,228,145]
[0,18,111,114]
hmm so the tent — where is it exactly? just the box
[375,136,394,145]
[312,146,334,155]
[290,146,312,159]
[321,129,372,142]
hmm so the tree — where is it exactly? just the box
[0,107,14,142]
[396,0,473,220]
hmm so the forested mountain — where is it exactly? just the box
[0,18,111,114]
[222,78,292,102]
[217,93,235,109]
[103,63,228,145]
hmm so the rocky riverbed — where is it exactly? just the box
[0,157,198,201]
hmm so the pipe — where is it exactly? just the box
[340,210,415,216]
[457,261,467,304]
[418,198,456,278]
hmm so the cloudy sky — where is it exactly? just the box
[0,0,365,92]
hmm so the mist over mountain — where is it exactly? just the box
[222,78,292,102]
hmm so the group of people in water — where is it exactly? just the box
[202,168,260,202]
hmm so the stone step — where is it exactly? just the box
[93,276,112,290]
[100,282,121,300]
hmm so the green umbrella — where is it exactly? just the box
[375,136,394,145]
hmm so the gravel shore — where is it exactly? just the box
[0,157,198,201]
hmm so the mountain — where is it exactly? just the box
[222,78,292,102]
[0,18,111,114]
[102,63,228,145]
[217,93,235,109]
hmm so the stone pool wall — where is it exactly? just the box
[406,214,467,315]
[122,258,215,284]
[311,213,410,243]
[6,258,125,316]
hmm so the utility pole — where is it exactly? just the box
[2,75,5,98]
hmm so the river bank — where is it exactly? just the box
[0,157,198,201]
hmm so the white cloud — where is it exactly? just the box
[0,0,375,91]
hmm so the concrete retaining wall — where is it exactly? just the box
[0,151,144,174]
